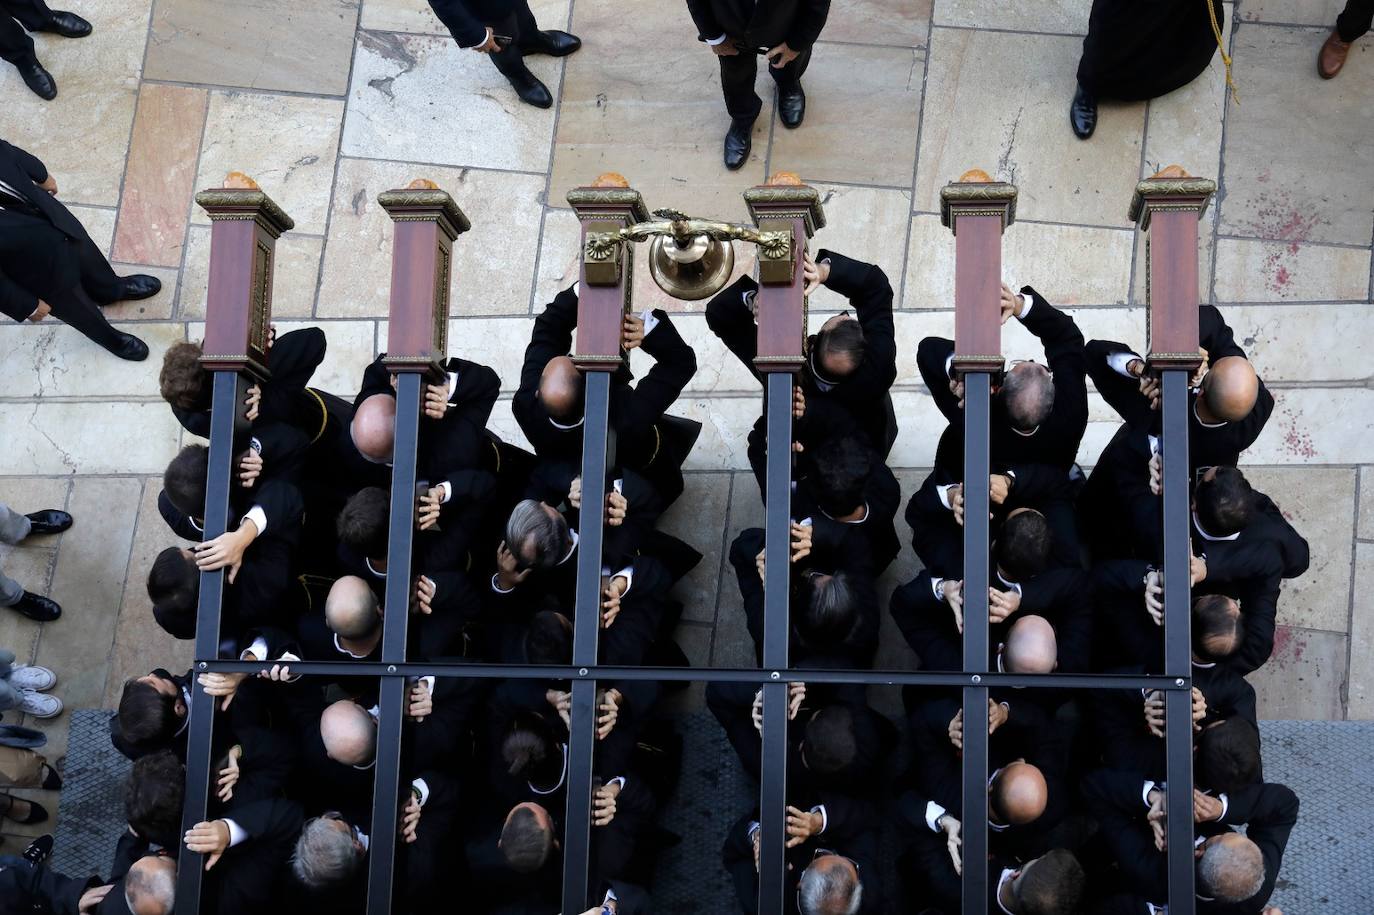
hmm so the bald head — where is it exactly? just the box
[538,356,584,421]
[320,700,377,767]
[326,575,381,640]
[992,761,1048,826]
[1202,356,1259,423]
[1198,833,1265,903]
[351,393,396,463]
[125,855,176,915]
[798,853,862,915]
[1003,615,1058,674]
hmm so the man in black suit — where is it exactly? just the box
[0,0,90,99]
[685,0,830,168]
[0,139,158,360]
[427,0,580,108]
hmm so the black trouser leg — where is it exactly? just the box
[512,0,541,49]
[766,44,811,92]
[1337,0,1374,41]
[0,0,54,31]
[717,47,762,122]
[0,15,35,64]
[48,283,123,350]
[487,9,531,80]
[75,235,124,304]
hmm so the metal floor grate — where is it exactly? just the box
[49,709,130,881]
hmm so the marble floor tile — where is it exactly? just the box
[103,264,179,321]
[1247,388,1374,464]
[0,0,148,208]
[549,0,768,225]
[1239,0,1346,26]
[807,185,913,314]
[676,395,762,472]
[767,45,923,187]
[146,0,362,95]
[111,84,208,268]
[711,470,765,667]
[318,158,545,318]
[360,0,570,35]
[444,317,531,392]
[343,29,560,172]
[1218,304,1374,382]
[934,0,1091,34]
[0,479,71,519]
[103,480,194,707]
[1212,237,1369,302]
[1348,542,1374,718]
[67,206,116,254]
[1141,5,1232,182]
[819,0,932,47]
[0,403,182,476]
[1247,625,1346,720]
[916,28,1145,228]
[531,207,581,310]
[902,214,1134,310]
[1360,467,1373,540]
[276,320,378,397]
[181,227,323,320]
[1218,24,1374,248]
[191,91,346,236]
[626,314,761,396]
[0,322,183,400]
[887,389,949,469]
[1244,467,1355,634]
[0,548,57,661]
[28,477,142,761]
[657,472,733,623]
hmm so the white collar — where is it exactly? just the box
[334,632,374,660]
[364,557,386,578]
[1193,398,1227,429]
[1192,512,1239,542]
[996,570,1023,595]
[995,868,1017,914]
[1011,424,1039,437]
[821,502,869,524]
[530,743,569,795]
[1192,659,1216,669]
[549,414,585,430]
[558,528,580,565]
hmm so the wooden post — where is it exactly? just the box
[567,174,651,372]
[940,168,1017,915]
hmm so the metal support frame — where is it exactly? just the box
[960,370,992,915]
[562,370,615,911]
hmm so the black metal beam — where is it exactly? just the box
[366,371,423,915]
[757,371,795,915]
[1160,368,1196,914]
[562,369,614,913]
[176,370,245,910]
[960,369,991,915]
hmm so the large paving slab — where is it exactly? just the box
[0,322,184,400]
[342,29,560,172]
[820,0,931,47]
[360,0,570,35]
[319,157,545,318]
[934,0,1090,33]
[1348,541,1374,718]
[915,28,1146,227]
[1239,0,1347,25]
[657,472,734,624]
[1248,625,1347,720]
[181,228,324,320]
[146,0,362,95]
[1247,388,1374,465]
[0,402,182,476]
[1212,236,1370,302]
[1217,23,1374,248]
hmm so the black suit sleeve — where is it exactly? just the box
[1214,783,1299,913]
[513,286,579,447]
[889,575,961,671]
[1198,305,1245,360]
[1081,769,1165,899]
[445,357,501,427]
[917,336,960,423]
[786,0,830,49]
[817,249,896,397]
[355,353,393,407]
[428,0,489,47]
[1086,338,1154,429]
[623,310,696,431]
[685,0,725,40]
[1019,286,1088,428]
[157,489,204,541]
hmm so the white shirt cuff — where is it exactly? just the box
[249,436,263,455]
[932,577,946,601]
[438,481,452,504]
[944,353,955,380]
[1142,780,1159,808]
[459,29,488,49]
[809,804,828,834]
[1216,792,1229,821]
[491,573,515,594]
[411,777,430,806]
[1107,351,1144,378]
[1017,292,1033,319]
[936,484,955,510]
[242,506,268,537]
[446,371,459,401]
[639,309,660,336]
[705,33,728,45]
[242,637,268,662]
[747,820,760,840]
[610,565,633,598]
[224,818,248,847]
[925,801,947,833]
[606,776,627,790]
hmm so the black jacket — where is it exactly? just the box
[685,0,831,50]
[0,139,90,321]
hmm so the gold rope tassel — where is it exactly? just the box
[1208,0,1240,105]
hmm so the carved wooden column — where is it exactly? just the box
[562,174,651,912]
[177,173,294,908]
[1129,165,1215,915]
[940,168,1017,915]
[743,172,826,915]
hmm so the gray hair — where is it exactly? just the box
[797,858,862,915]
[1001,365,1055,430]
[124,856,176,915]
[505,500,569,571]
[1198,837,1265,903]
[291,817,363,889]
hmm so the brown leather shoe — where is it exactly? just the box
[1319,30,1352,79]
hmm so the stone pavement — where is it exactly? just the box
[1,0,1371,846]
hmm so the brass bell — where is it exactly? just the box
[648,231,735,301]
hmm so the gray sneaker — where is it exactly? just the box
[17,690,62,719]
[7,665,56,691]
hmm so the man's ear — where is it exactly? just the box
[176,700,188,718]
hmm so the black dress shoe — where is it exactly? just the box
[41,763,63,790]
[1070,83,1097,139]
[506,68,552,108]
[724,117,754,170]
[17,61,56,100]
[104,331,149,362]
[114,274,161,301]
[24,510,73,537]
[521,30,580,57]
[1,794,49,825]
[42,11,92,37]
[778,84,806,129]
[23,835,54,865]
[10,592,60,622]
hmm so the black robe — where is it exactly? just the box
[1077,0,1224,101]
